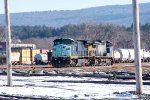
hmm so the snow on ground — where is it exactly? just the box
[0,75,150,99]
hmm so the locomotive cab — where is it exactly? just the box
[106,41,113,57]
[52,38,78,67]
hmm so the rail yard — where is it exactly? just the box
[1,38,150,99]
[1,38,150,67]
[1,38,150,78]
[1,38,150,79]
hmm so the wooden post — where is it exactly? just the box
[132,0,143,94]
[4,0,12,86]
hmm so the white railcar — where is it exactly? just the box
[34,53,48,65]
[114,49,150,63]
[114,51,121,63]
[116,49,130,62]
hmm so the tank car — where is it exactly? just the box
[34,53,48,65]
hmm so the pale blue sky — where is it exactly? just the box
[0,0,150,14]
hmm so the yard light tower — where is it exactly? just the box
[132,0,143,94]
[4,0,12,86]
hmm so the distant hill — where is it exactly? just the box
[0,2,150,27]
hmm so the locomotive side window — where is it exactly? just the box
[54,41,60,45]
[106,41,112,47]
[107,48,110,53]
[54,38,75,45]
[63,40,74,45]
[101,42,105,45]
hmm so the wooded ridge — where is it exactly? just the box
[0,3,150,27]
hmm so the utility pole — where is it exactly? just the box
[4,0,12,86]
[132,0,143,94]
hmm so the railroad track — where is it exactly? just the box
[0,63,150,73]
[1,63,150,81]
[0,63,134,69]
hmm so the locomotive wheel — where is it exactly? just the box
[94,59,99,66]
[89,58,96,66]
[101,59,106,66]
[106,59,112,66]
[70,59,77,67]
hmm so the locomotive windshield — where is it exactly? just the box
[53,38,75,45]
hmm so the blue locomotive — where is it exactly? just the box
[52,38,114,67]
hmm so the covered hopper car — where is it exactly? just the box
[114,49,150,63]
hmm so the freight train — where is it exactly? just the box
[1,38,150,67]
[51,38,114,67]
[51,38,150,67]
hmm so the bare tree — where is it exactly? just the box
[0,26,5,42]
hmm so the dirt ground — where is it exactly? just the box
[50,63,150,74]
[1,63,150,74]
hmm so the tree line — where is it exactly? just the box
[0,23,150,49]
